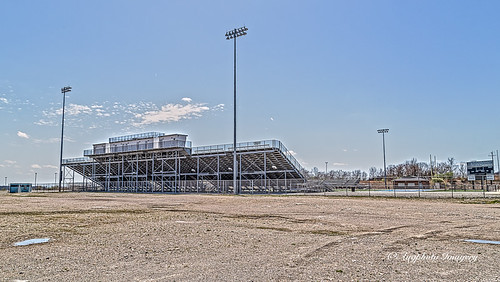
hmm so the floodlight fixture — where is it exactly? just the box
[61,86,72,94]
[225,26,248,194]
[225,26,248,40]
[59,86,72,192]
[377,128,389,134]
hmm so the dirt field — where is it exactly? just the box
[1,192,499,281]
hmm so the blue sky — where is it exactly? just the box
[1,0,499,182]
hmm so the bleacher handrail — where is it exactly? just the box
[192,139,304,172]
[83,140,192,156]
[62,157,93,164]
[79,139,303,174]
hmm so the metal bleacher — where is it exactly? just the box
[62,134,306,194]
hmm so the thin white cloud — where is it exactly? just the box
[34,119,57,126]
[33,137,60,144]
[212,104,224,111]
[270,117,274,121]
[38,100,222,129]
[47,104,93,117]
[63,104,92,116]
[0,97,8,104]
[333,162,348,166]
[43,164,58,169]
[134,103,209,126]
[31,164,42,169]
[4,160,16,164]
[17,131,29,139]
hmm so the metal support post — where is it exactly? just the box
[59,86,71,192]
[264,151,267,192]
[225,26,248,195]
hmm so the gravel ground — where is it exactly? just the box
[0,191,499,281]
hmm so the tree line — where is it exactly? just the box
[306,157,467,181]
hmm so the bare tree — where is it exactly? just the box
[447,157,457,176]
[457,163,467,179]
[418,162,430,177]
[369,167,378,179]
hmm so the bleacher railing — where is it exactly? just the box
[83,140,192,156]
[62,157,93,164]
[74,139,303,173]
[193,140,304,172]
[109,132,165,143]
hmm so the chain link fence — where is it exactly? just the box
[18,180,500,199]
[302,180,500,198]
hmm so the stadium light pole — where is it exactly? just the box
[377,129,389,192]
[59,86,72,192]
[225,26,248,195]
[325,161,328,179]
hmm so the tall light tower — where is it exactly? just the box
[225,26,248,194]
[325,161,328,179]
[59,86,72,192]
[377,129,389,191]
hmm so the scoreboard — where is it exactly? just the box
[467,160,494,181]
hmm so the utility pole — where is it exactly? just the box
[489,151,495,185]
[496,150,499,175]
[430,154,433,177]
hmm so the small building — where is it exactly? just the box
[392,177,429,189]
[9,183,32,193]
